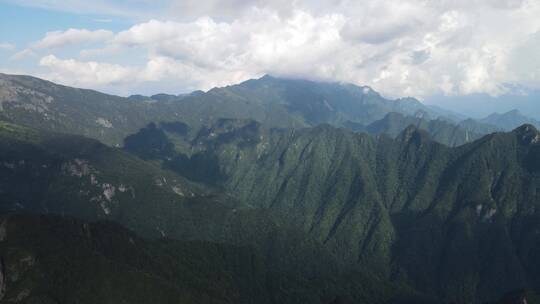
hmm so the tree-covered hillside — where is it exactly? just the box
[1,73,539,304]
[0,73,468,147]
[346,112,485,146]
[130,118,540,304]
[0,121,435,304]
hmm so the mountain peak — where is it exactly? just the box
[397,124,432,144]
[259,74,274,80]
[512,124,540,144]
[491,109,526,119]
[513,123,538,133]
[487,109,523,118]
[481,109,540,131]
[507,109,522,115]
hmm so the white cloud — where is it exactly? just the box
[94,18,113,23]
[165,0,296,20]
[11,48,36,61]
[0,43,16,51]
[39,54,136,86]
[33,29,113,49]
[20,0,540,98]
[37,53,253,94]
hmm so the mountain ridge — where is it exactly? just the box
[2,73,540,303]
[0,73,470,146]
[148,118,540,303]
[480,109,540,131]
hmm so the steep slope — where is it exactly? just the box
[0,120,327,276]
[2,70,539,303]
[156,119,540,304]
[480,109,540,131]
[0,214,270,304]
[0,73,459,146]
[3,116,540,303]
[0,120,244,241]
[458,118,501,134]
[181,75,457,127]
[0,214,434,304]
[0,120,435,304]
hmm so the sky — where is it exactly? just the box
[1,0,540,101]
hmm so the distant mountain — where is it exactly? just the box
[192,75,459,127]
[128,93,192,103]
[425,89,540,120]
[346,112,484,146]
[480,109,540,131]
[0,73,461,147]
[457,118,502,134]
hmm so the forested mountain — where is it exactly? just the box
[2,213,436,304]
[0,120,434,304]
[346,112,485,146]
[125,118,540,304]
[0,214,269,304]
[480,109,540,131]
[0,73,464,146]
[1,73,539,304]
[457,118,502,135]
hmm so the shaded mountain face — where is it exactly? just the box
[131,118,540,304]
[0,122,436,304]
[0,214,270,304]
[481,109,540,131]
[4,214,413,304]
[2,117,540,303]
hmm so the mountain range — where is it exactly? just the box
[1,73,539,304]
[426,89,540,120]
[480,109,540,131]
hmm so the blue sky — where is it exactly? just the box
[0,1,137,70]
[1,0,540,106]
[0,2,125,42]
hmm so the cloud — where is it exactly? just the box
[79,45,123,58]
[93,18,113,23]
[341,21,416,45]
[33,29,114,49]
[11,48,36,61]
[410,50,430,65]
[39,54,136,86]
[112,12,345,71]
[16,0,540,98]
[37,54,251,94]
[165,0,295,20]
[508,30,540,88]
[0,43,16,51]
